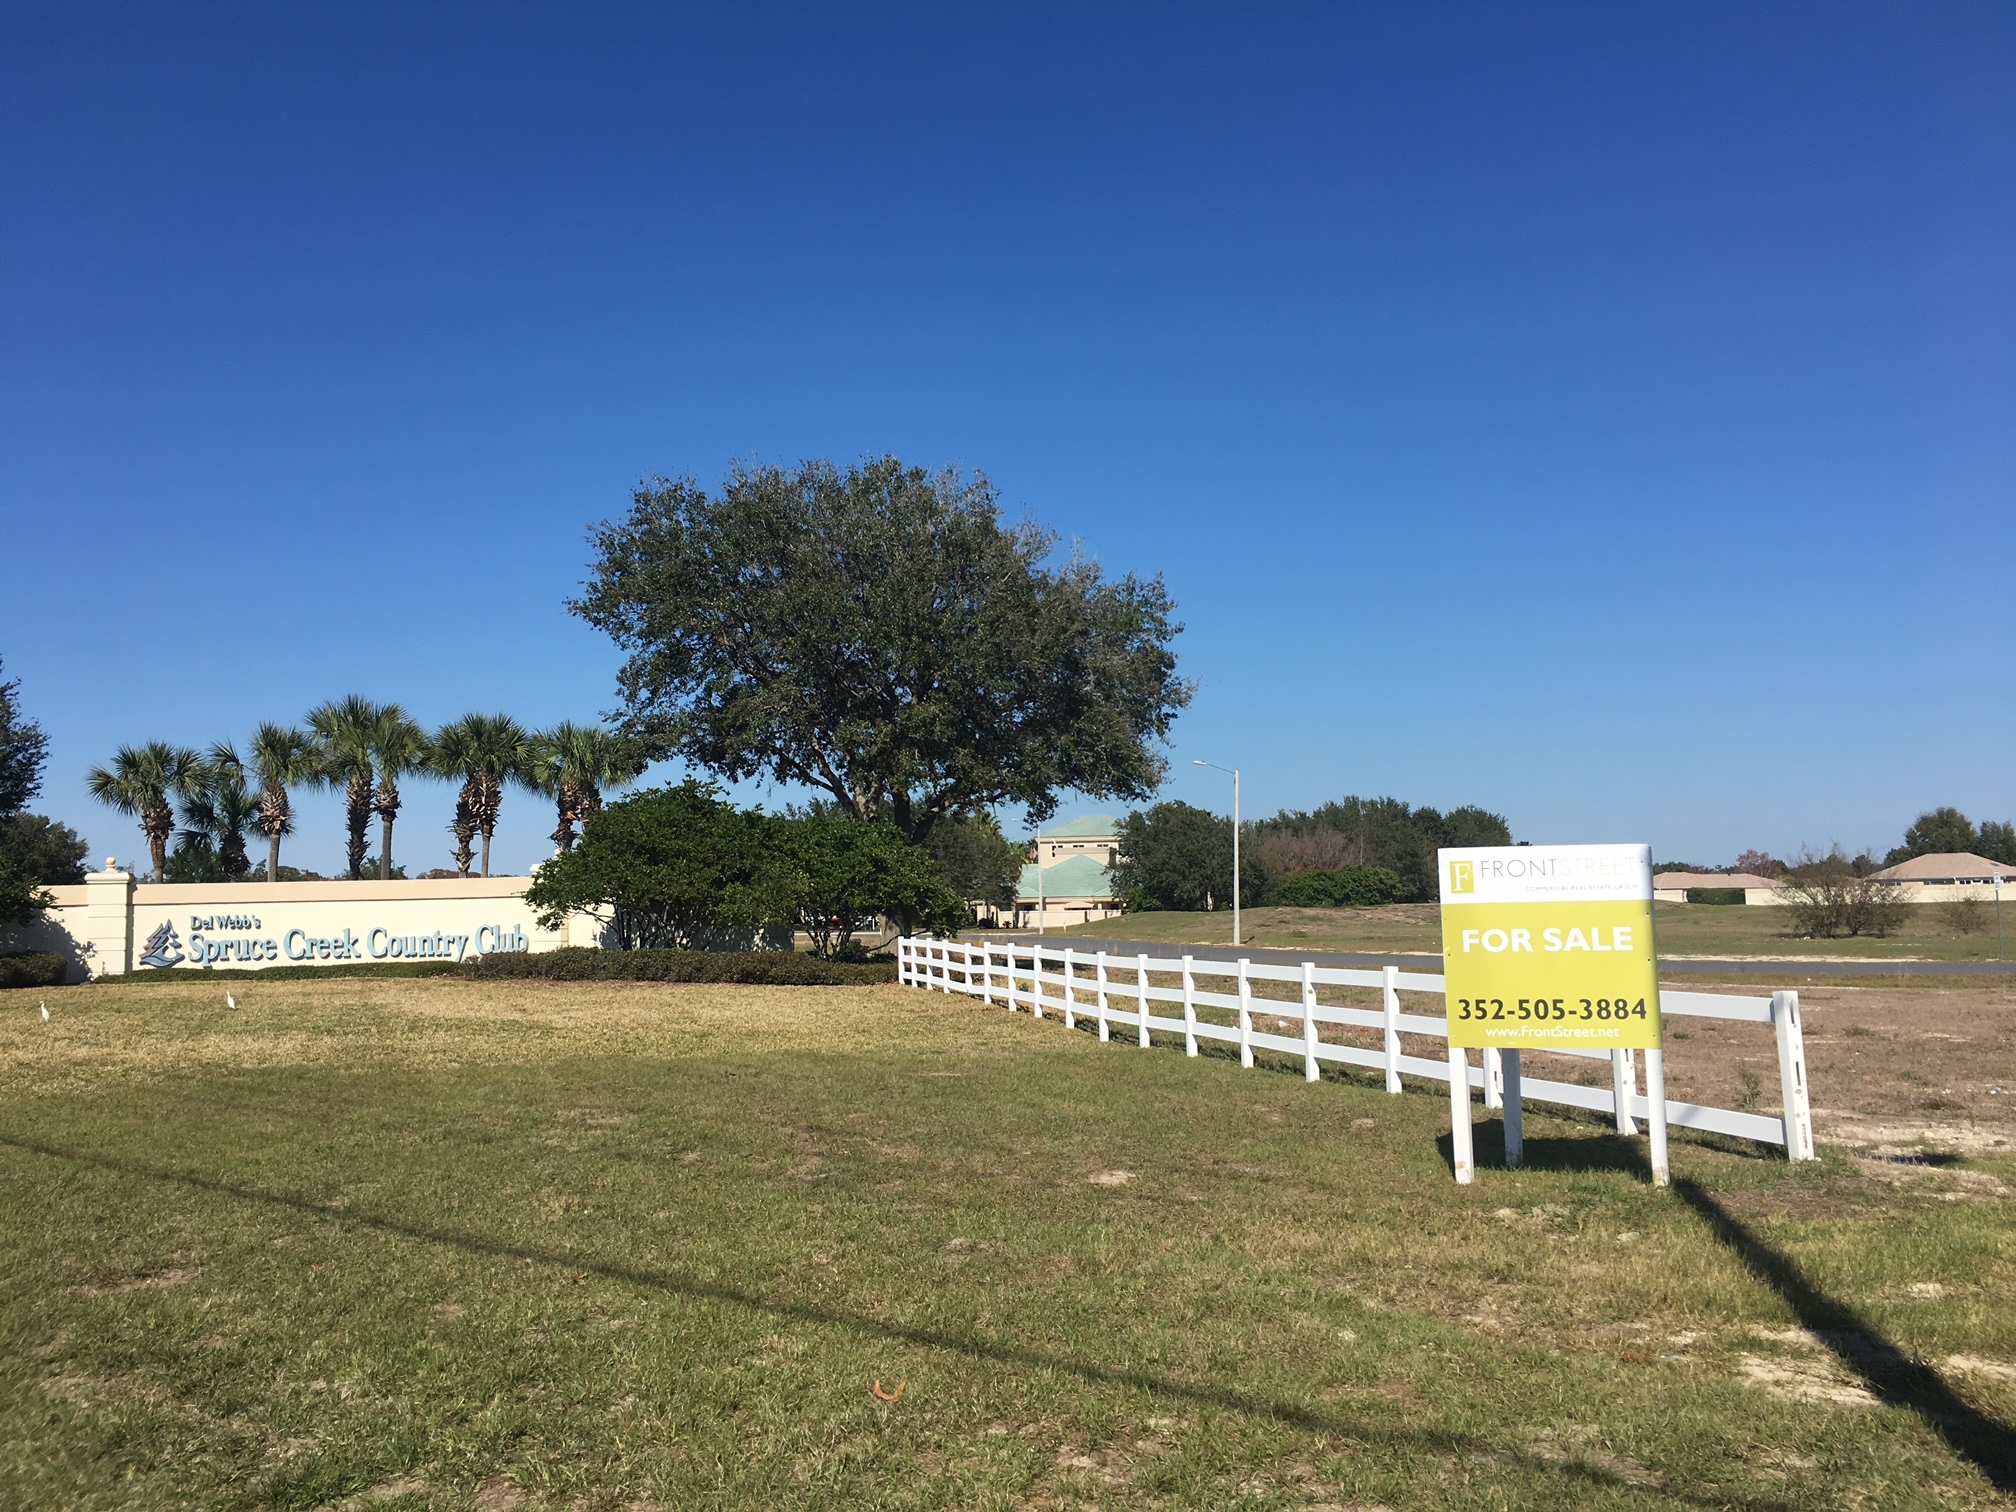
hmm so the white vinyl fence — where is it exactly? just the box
[897,937,1816,1166]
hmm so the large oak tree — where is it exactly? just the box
[573,458,1191,843]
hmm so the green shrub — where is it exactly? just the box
[0,951,68,989]
[1685,887,1747,906]
[458,947,895,986]
[1272,866,1405,908]
[527,781,963,958]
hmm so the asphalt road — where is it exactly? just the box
[971,935,2016,978]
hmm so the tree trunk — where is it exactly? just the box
[481,829,492,878]
[269,832,281,881]
[380,816,394,881]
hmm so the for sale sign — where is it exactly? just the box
[1438,844,1661,1050]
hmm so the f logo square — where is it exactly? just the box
[1449,860,1474,895]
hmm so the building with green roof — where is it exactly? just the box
[1011,814,1123,929]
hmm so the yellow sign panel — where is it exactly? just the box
[1439,844,1661,1050]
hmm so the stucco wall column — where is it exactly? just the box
[82,863,135,978]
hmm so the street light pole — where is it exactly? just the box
[1034,823,1045,936]
[1194,760,1241,947]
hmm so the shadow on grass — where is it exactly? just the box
[1671,1177,2016,1492]
[2,1132,1763,1511]
[1432,1122,2016,1489]
[1072,1013,1783,1163]
[1439,1126,1656,1178]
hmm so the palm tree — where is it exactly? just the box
[177,746,260,881]
[428,713,528,877]
[367,706,430,880]
[308,696,384,880]
[248,723,318,879]
[528,722,645,853]
[85,742,200,882]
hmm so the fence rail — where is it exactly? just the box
[897,936,1816,1163]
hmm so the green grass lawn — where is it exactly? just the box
[1042,901,2015,963]
[4,976,2014,1509]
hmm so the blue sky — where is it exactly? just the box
[3,3,2011,876]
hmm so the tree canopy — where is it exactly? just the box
[1249,797,1511,903]
[1110,793,1512,912]
[526,781,965,957]
[1109,801,1265,913]
[572,457,1190,843]
[922,813,1023,910]
[1888,806,1981,863]
[0,658,61,924]
[776,813,967,959]
[0,658,50,819]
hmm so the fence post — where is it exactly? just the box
[1096,952,1111,1042]
[1237,958,1254,1069]
[1136,954,1151,1048]
[1483,1047,1504,1111]
[1448,1046,1475,1184]
[1382,965,1403,1093]
[1612,1049,1639,1136]
[979,941,994,1006]
[1031,945,1045,1019]
[1772,990,1816,1162]
[1182,956,1198,1057]
[1645,1047,1671,1187]
[1502,1048,1523,1168]
[1301,962,1319,1082]
[1062,947,1077,1029]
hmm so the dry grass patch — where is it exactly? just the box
[2,976,2014,1508]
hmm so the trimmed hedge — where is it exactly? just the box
[0,951,68,989]
[458,947,897,985]
[1685,888,1748,906]
[1272,866,1406,909]
[103,961,467,983]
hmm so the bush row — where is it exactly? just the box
[1684,887,1747,906]
[0,951,68,989]
[101,961,467,983]
[458,946,897,985]
[1271,866,1406,909]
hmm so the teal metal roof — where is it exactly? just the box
[1035,814,1120,839]
[1017,854,1116,902]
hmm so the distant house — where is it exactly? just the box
[1869,852,2014,903]
[1013,814,1123,929]
[1655,853,2016,909]
[1651,871,1779,905]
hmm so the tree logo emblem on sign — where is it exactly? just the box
[138,921,185,969]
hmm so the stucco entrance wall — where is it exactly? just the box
[12,867,572,981]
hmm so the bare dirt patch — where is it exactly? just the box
[67,1267,200,1298]
[1658,981,2016,1151]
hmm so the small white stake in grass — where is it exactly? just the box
[40,1002,50,1023]
[226,992,237,1010]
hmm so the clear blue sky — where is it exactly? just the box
[3,3,2011,876]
